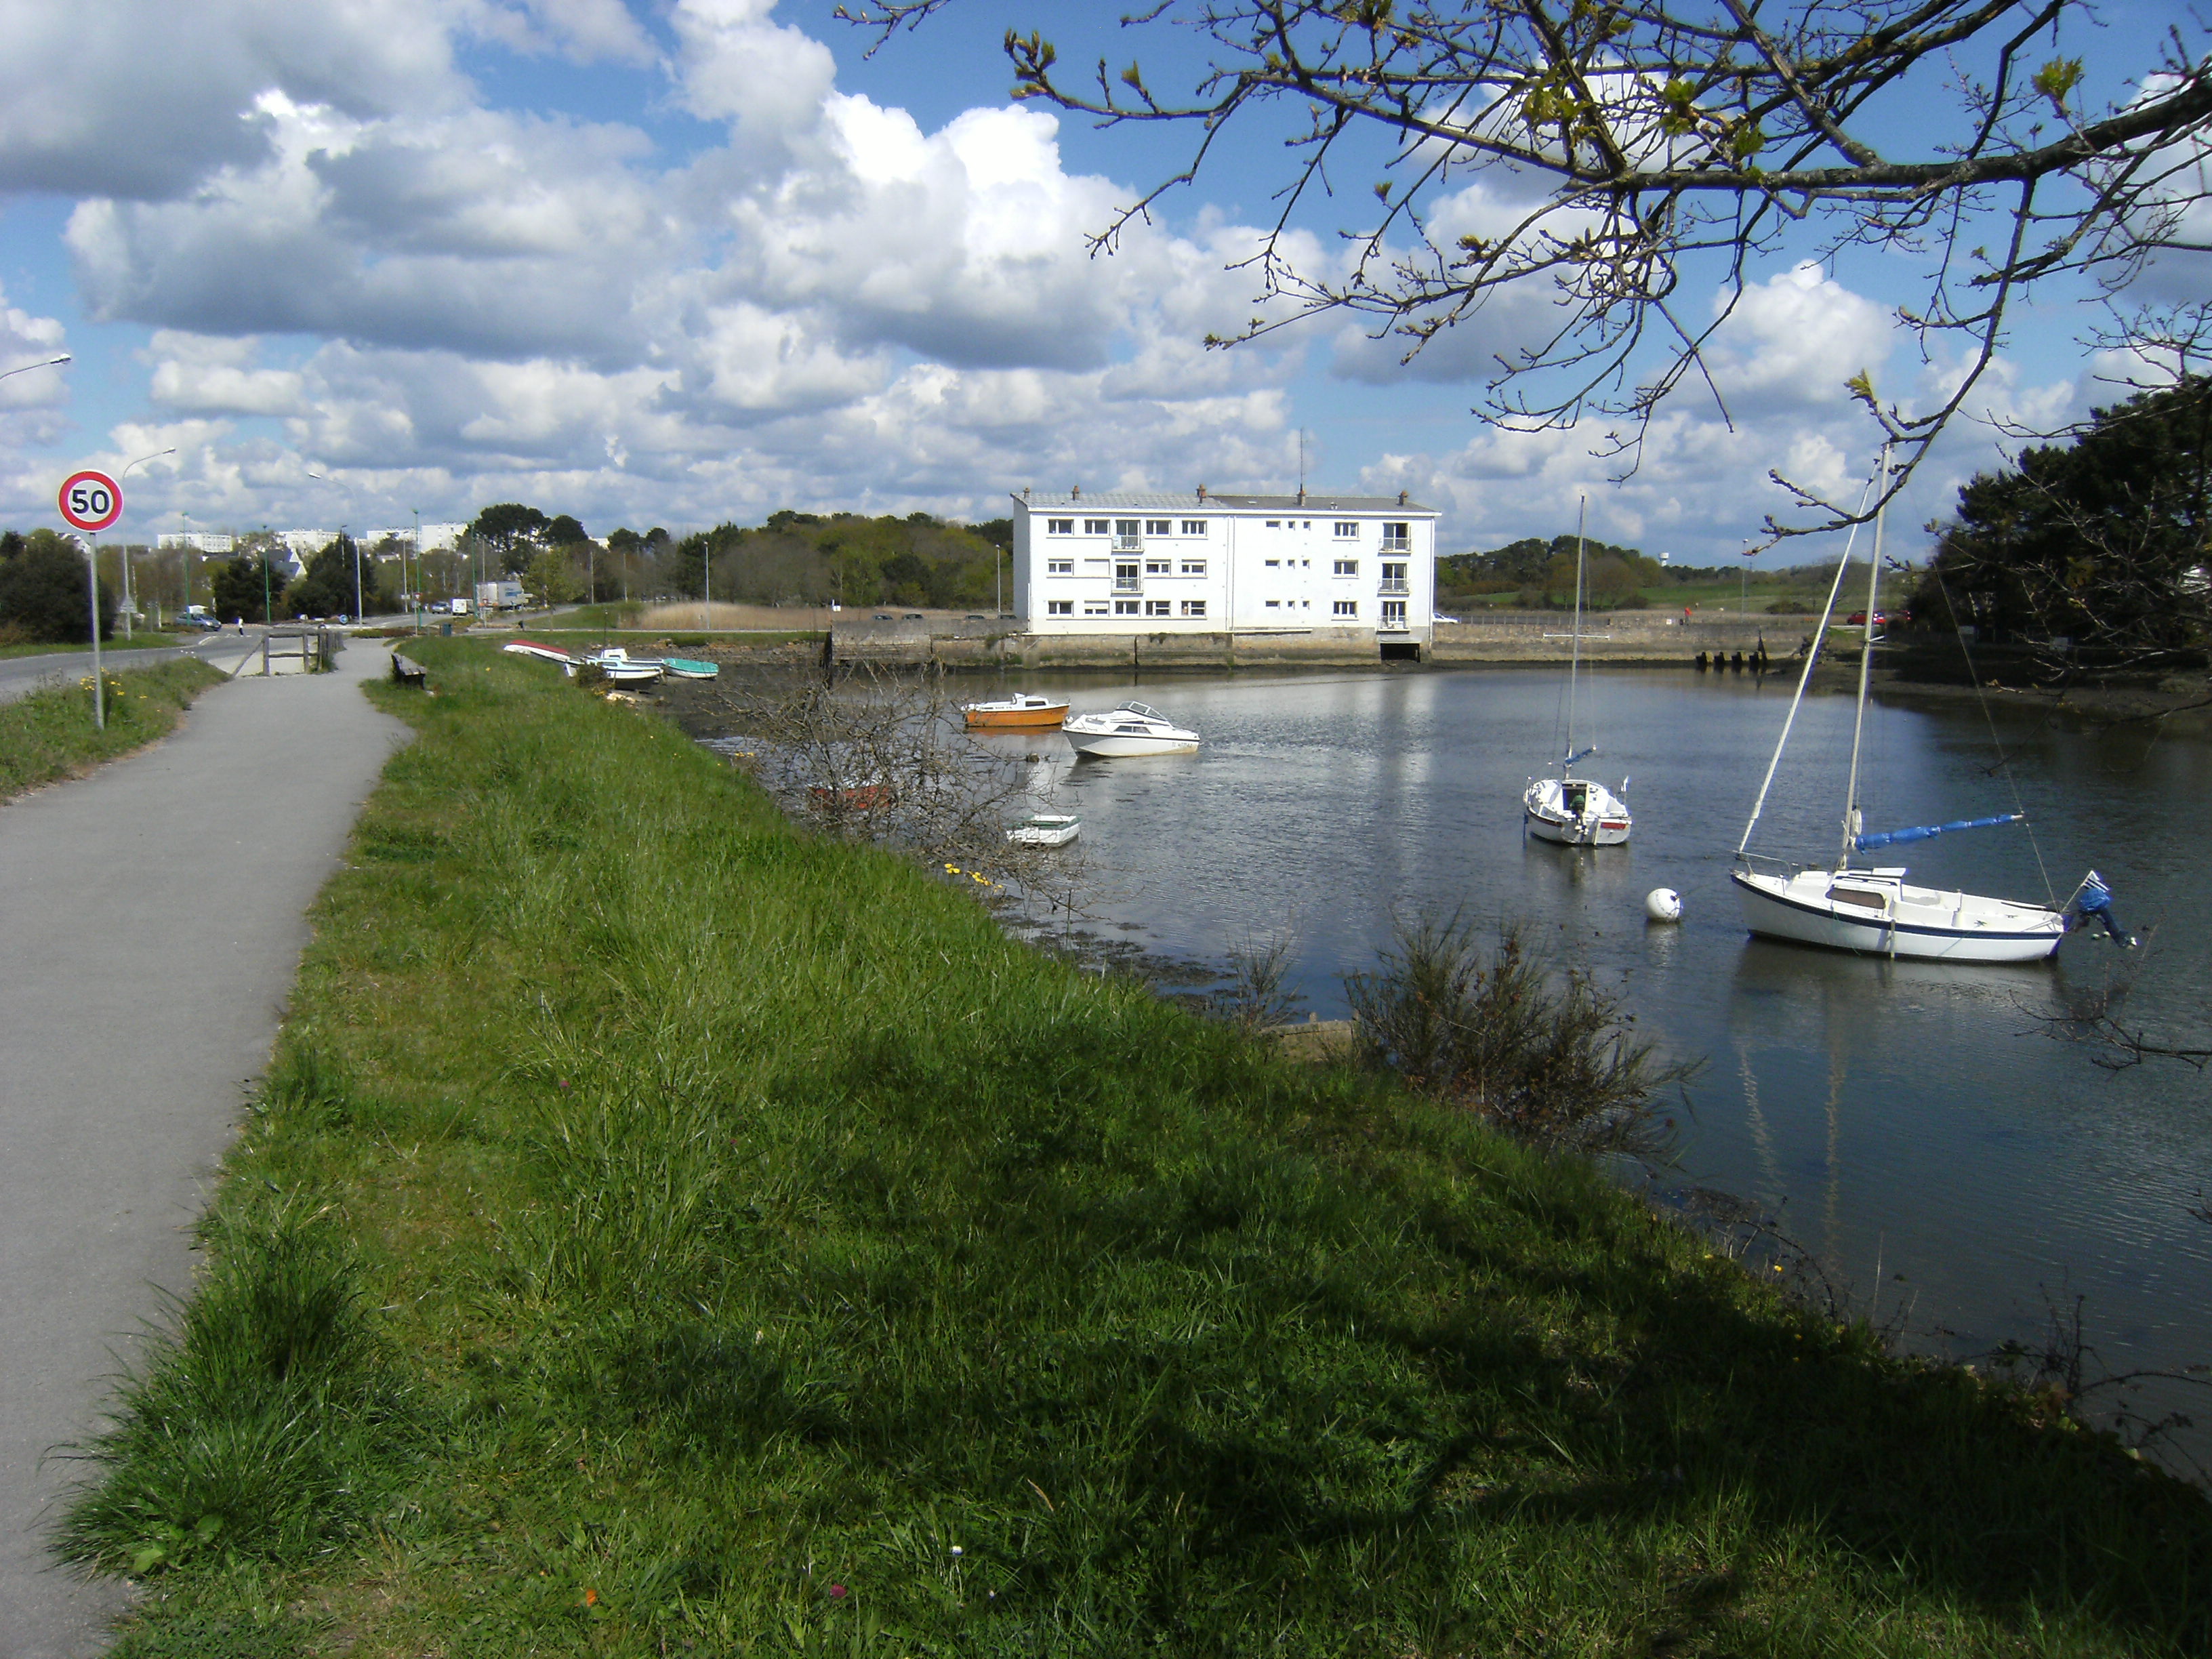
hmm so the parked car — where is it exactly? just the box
[902,611,925,620]
[1845,609,1885,626]
[872,613,893,621]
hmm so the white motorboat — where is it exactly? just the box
[1732,446,2127,964]
[581,646,664,684]
[1006,812,1080,847]
[1061,701,1200,757]
[1523,499,1632,846]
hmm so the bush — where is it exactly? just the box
[1344,913,1694,1160]
[0,529,113,642]
[1768,598,1815,615]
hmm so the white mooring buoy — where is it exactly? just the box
[1645,887,1683,923]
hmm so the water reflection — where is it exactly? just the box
[959,663,2212,1466]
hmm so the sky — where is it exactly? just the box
[0,0,2200,562]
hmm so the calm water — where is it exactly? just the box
[975,665,2212,1461]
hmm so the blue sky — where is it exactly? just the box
[0,1,2198,562]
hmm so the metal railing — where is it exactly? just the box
[1380,535,1410,552]
[1111,534,1143,552]
[1113,573,1142,593]
[1379,578,1410,594]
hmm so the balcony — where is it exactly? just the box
[1379,578,1410,595]
[1380,535,1410,552]
[1111,533,1143,553]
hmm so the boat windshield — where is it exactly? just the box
[1118,701,1164,720]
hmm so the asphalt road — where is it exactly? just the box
[0,640,407,1656]
[0,634,272,707]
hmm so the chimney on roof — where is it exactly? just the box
[1195,483,1207,500]
[1071,483,1080,499]
[1397,489,1408,506]
[1296,485,1306,506]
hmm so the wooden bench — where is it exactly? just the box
[390,653,427,687]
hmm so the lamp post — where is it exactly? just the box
[411,508,422,633]
[0,352,70,387]
[115,447,176,638]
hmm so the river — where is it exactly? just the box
[968,663,2212,1469]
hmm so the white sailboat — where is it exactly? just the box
[1730,449,2129,963]
[1524,499,1632,846]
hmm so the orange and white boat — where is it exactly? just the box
[962,693,1069,730]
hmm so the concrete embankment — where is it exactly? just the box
[830,609,1796,670]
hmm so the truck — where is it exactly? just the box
[476,579,527,613]
[447,596,473,616]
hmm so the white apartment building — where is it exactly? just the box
[1011,489,1439,648]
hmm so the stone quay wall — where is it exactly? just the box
[827,609,1795,670]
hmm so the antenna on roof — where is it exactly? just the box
[1296,430,1307,505]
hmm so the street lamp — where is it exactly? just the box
[116,447,177,638]
[0,352,69,386]
[305,470,363,622]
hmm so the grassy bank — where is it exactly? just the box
[0,634,185,659]
[64,638,2211,1657]
[0,657,226,804]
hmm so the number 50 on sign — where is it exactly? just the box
[59,469,125,533]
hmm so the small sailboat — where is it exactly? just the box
[1732,448,2131,963]
[964,693,1069,730]
[502,638,577,668]
[1006,812,1080,846]
[1524,500,1631,846]
[1061,701,1200,757]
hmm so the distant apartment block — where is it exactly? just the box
[1011,489,1439,648]
[155,531,237,553]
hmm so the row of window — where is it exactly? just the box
[1036,557,1407,583]
[1045,599,1210,617]
[1038,597,1410,622]
[1039,518,1414,545]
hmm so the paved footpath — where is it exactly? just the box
[0,642,408,1656]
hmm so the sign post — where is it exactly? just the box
[59,469,125,730]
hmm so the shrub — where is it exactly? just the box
[0,529,113,642]
[1344,913,1694,1160]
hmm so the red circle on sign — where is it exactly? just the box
[58,469,125,533]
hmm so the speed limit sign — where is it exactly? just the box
[58,469,124,533]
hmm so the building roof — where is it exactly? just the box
[1012,490,1434,514]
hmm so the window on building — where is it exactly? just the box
[1264,599,1281,609]
[1381,561,1409,594]
[1264,558,1279,567]
[1181,599,1207,617]
[1333,600,1357,617]
[1145,518,1171,536]
[1083,600,1109,615]
[1047,600,1073,615]
[1181,519,1207,536]
[1333,521,1357,538]
[1113,599,1141,615]
[1265,520,1281,528]
[1180,559,1206,576]
[1083,518,1109,535]
[1046,558,1073,575]
[1113,561,1141,592]
[1112,518,1142,550]
[1333,558,1358,577]
[1145,559,1170,575]
[1047,518,1073,535]
[1145,599,1171,617]
[1381,599,1408,625]
[1382,520,1410,550]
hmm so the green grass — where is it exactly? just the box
[60,638,2212,1657]
[0,634,185,659]
[529,626,823,647]
[0,657,226,803]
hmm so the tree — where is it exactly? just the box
[546,514,587,547]
[527,545,581,608]
[848,1,2212,538]
[1912,373,2211,666]
[467,504,550,575]
[0,529,114,642]
[286,536,357,619]
[209,553,286,624]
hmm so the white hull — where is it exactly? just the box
[1524,777,1631,846]
[1732,867,2064,963]
[1063,731,1200,757]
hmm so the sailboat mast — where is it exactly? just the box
[1565,496,1585,773]
[1839,447,1889,869]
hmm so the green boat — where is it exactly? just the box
[661,656,719,680]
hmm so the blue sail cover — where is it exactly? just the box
[1852,812,2023,851]
[1561,745,1597,770]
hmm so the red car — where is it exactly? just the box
[1845,609,1906,626]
